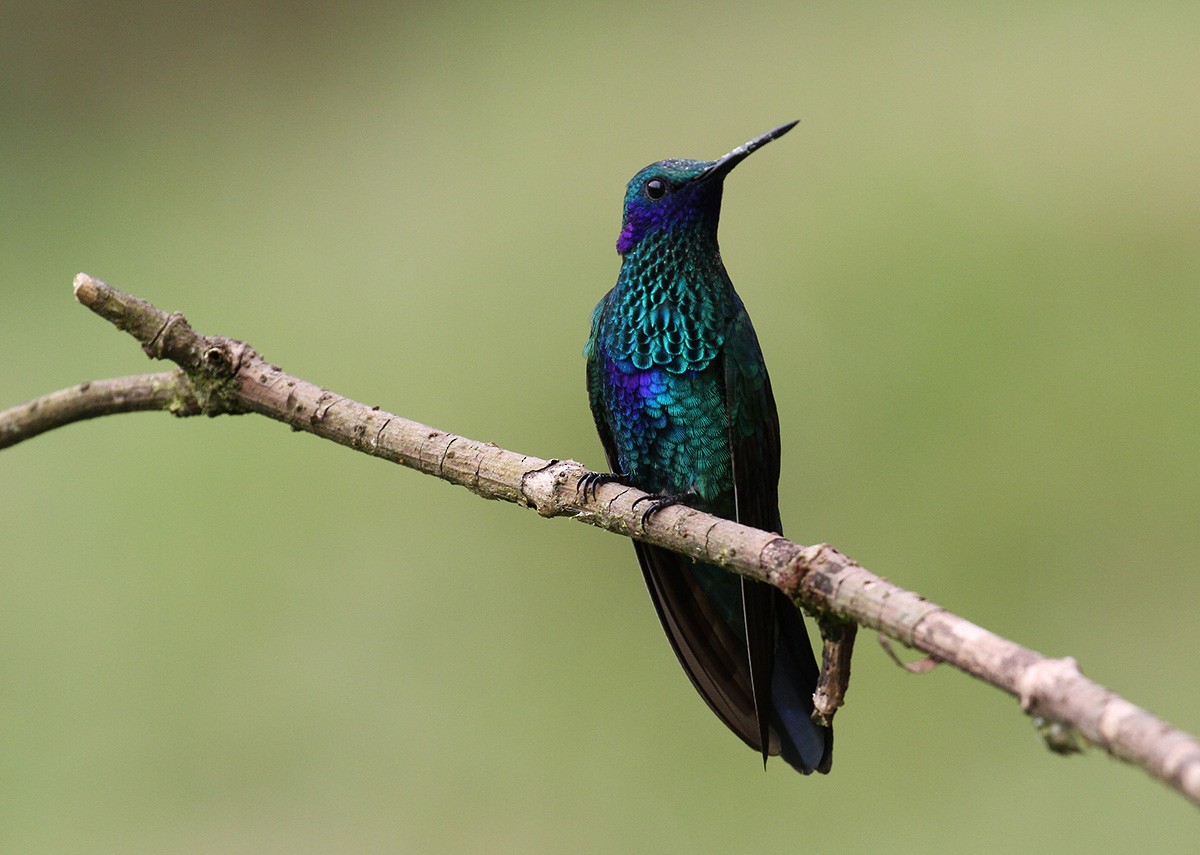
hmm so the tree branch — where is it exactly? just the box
[0,371,197,449]
[3,272,1198,808]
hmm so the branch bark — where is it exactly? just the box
[0,371,196,449]
[3,272,1198,809]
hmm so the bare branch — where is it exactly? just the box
[2,272,1197,809]
[0,371,196,449]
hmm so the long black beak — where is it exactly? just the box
[699,120,799,182]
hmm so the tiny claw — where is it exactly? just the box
[578,471,623,503]
[631,491,698,528]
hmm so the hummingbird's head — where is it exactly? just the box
[615,121,798,256]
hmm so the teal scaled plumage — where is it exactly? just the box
[583,122,832,774]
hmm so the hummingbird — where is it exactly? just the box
[582,121,831,774]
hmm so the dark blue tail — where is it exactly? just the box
[771,589,832,774]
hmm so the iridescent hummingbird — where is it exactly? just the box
[583,121,831,773]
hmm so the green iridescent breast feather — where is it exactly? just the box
[598,229,737,374]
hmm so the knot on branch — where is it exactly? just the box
[188,338,252,416]
[1018,656,1082,714]
[518,458,578,517]
[74,273,251,418]
[1019,656,1091,753]
[201,339,250,379]
[794,544,861,613]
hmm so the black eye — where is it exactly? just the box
[645,178,667,200]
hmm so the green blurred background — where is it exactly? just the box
[2,2,1198,851]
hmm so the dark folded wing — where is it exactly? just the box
[724,301,831,774]
[722,302,785,762]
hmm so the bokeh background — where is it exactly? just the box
[2,2,1198,851]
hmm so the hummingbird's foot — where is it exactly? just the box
[578,471,624,502]
[631,490,700,528]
